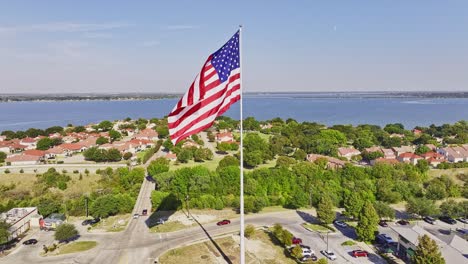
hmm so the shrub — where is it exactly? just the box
[73,170,79,174]
[4,169,10,174]
[54,224,79,242]
[19,169,24,173]
[244,224,255,238]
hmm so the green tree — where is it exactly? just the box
[406,198,438,217]
[291,244,303,259]
[90,195,119,218]
[373,201,395,219]
[0,220,9,244]
[244,150,263,167]
[54,223,79,242]
[148,158,170,176]
[37,195,62,217]
[243,117,260,131]
[217,155,239,169]
[177,149,193,163]
[36,138,53,150]
[276,156,296,168]
[355,201,379,242]
[216,142,232,153]
[439,200,461,217]
[317,259,328,264]
[344,192,365,219]
[96,136,109,145]
[415,145,431,155]
[292,149,307,161]
[317,195,335,224]
[123,152,132,160]
[0,152,6,163]
[98,120,113,131]
[107,148,122,161]
[109,130,121,142]
[156,125,169,139]
[412,234,445,264]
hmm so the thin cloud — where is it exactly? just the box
[82,32,114,39]
[141,40,160,47]
[0,22,130,33]
[163,25,199,30]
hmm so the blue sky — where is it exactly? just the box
[0,1,467,93]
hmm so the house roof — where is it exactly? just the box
[23,149,46,156]
[134,128,158,139]
[374,158,399,164]
[59,143,85,151]
[20,137,36,143]
[165,153,177,159]
[364,146,382,153]
[337,147,361,156]
[46,146,65,154]
[6,154,41,162]
[392,146,414,153]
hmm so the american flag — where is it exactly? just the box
[168,31,241,144]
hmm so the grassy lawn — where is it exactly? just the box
[159,230,295,264]
[302,223,331,233]
[253,158,277,170]
[89,214,130,232]
[150,221,193,233]
[56,241,97,255]
[428,168,467,185]
[169,156,222,171]
[0,173,102,199]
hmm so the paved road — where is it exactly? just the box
[1,210,386,264]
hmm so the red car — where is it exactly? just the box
[292,237,302,245]
[352,250,368,258]
[217,219,231,226]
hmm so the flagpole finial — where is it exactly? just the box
[239,24,243,29]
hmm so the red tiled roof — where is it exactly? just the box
[59,143,85,151]
[23,149,46,156]
[46,146,65,154]
[6,154,41,162]
[20,137,36,143]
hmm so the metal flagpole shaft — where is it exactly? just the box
[239,24,245,264]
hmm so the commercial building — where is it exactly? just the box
[0,207,41,241]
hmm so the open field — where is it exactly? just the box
[428,168,467,185]
[89,214,131,232]
[159,230,296,264]
[55,241,97,255]
[0,172,102,198]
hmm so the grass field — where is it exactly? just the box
[302,223,331,233]
[0,172,102,198]
[428,168,467,185]
[159,230,296,264]
[90,214,130,232]
[149,221,192,233]
[56,241,97,255]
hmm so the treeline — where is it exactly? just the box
[149,156,468,217]
[0,167,145,219]
[83,147,122,162]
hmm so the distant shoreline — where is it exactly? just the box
[0,91,467,102]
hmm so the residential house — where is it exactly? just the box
[134,128,158,141]
[9,143,28,153]
[19,137,37,150]
[412,129,422,135]
[306,154,347,169]
[5,154,42,165]
[45,146,65,158]
[370,157,399,166]
[381,148,396,159]
[425,144,437,151]
[364,146,382,154]
[392,146,414,156]
[0,141,10,154]
[165,152,177,161]
[438,147,465,163]
[452,146,468,162]
[216,132,234,143]
[420,151,445,167]
[337,147,361,160]
[23,149,46,158]
[0,135,6,141]
[59,143,87,156]
[48,133,62,139]
[397,152,422,165]
[182,140,201,149]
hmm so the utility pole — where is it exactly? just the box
[85,197,88,218]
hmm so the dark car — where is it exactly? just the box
[82,219,92,226]
[142,209,148,216]
[216,219,231,226]
[292,237,302,245]
[379,220,388,227]
[89,218,100,225]
[22,239,38,245]
[396,219,410,225]
[423,216,436,224]
[145,175,155,182]
[352,250,368,258]
[439,216,457,225]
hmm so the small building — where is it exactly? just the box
[20,137,37,149]
[381,148,396,159]
[0,207,40,241]
[391,225,468,263]
[397,152,422,165]
[337,147,361,160]
[165,152,177,161]
[364,146,382,154]
[133,128,159,141]
[306,154,347,169]
[392,146,414,156]
[216,132,234,143]
[5,154,42,165]
[40,213,66,231]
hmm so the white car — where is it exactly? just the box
[333,220,348,228]
[321,250,337,260]
[133,213,140,219]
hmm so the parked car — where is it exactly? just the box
[423,216,436,224]
[439,216,457,225]
[216,219,231,226]
[396,219,410,225]
[376,234,394,244]
[133,213,140,219]
[302,248,313,257]
[142,209,148,216]
[145,175,155,182]
[321,250,337,260]
[81,219,92,226]
[292,237,302,245]
[457,217,468,224]
[351,250,368,258]
[378,220,388,227]
[22,239,38,245]
[456,228,468,235]
[333,220,348,228]
[300,254,318,262]
[82,218,100,226]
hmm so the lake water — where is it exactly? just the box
[0,95,467,131]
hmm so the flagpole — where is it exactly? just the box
[238,25,245,264]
